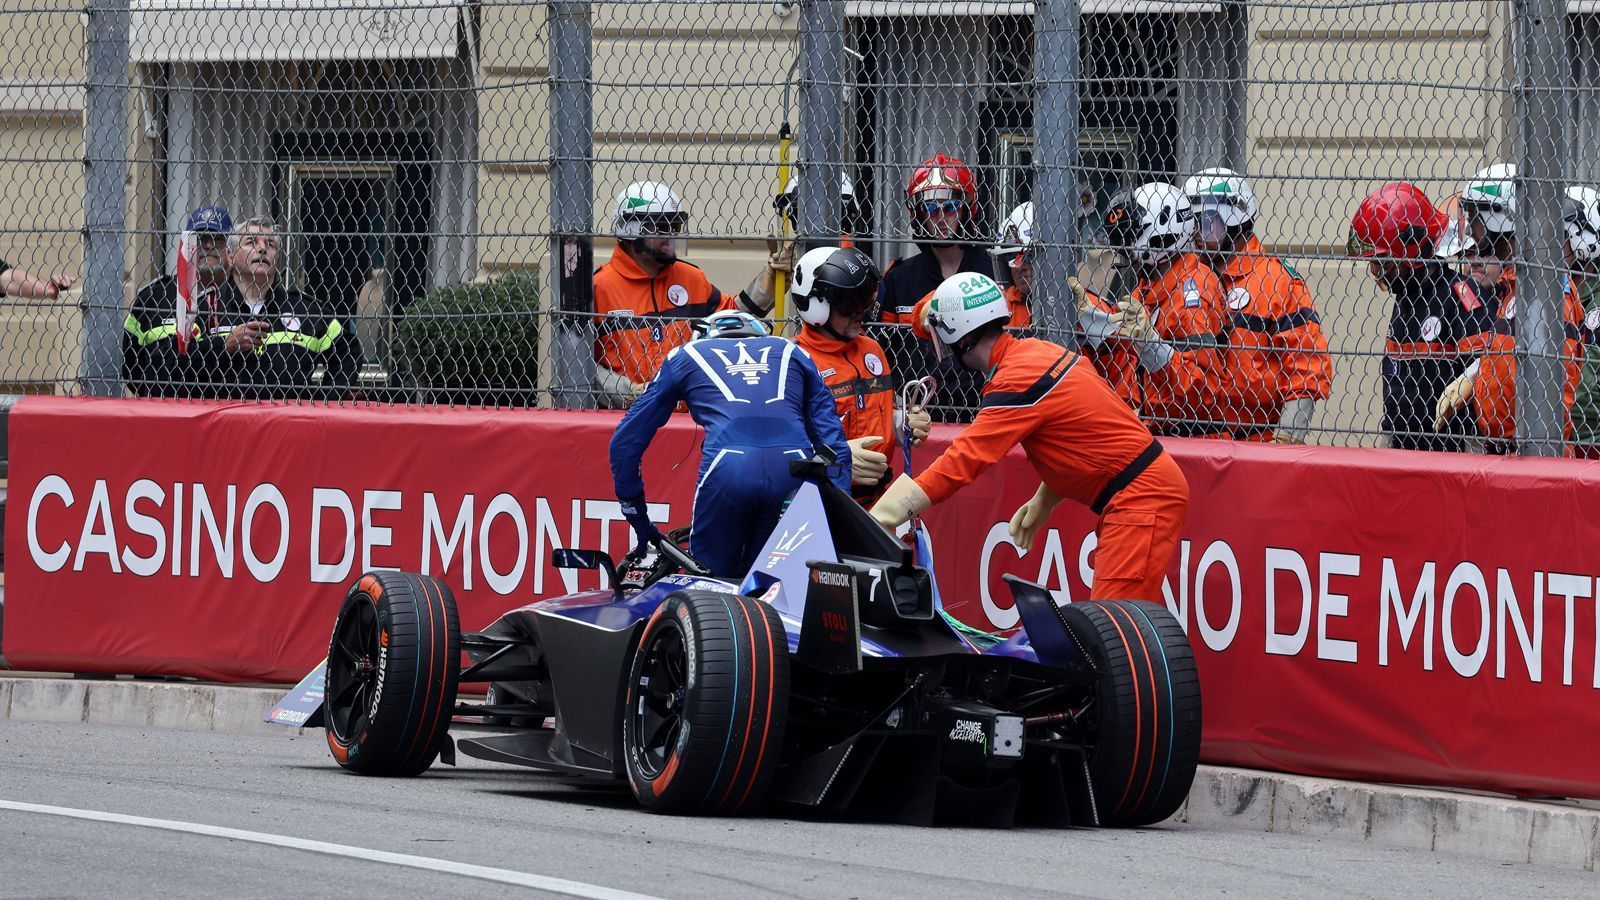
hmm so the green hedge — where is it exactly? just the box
[397,270,541,407]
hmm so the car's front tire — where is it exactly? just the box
[324,571,461,776]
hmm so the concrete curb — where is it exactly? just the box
[3,675,1597,871]
[1178,766,1599,872]
[2,676,285,736]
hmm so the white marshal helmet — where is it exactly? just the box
[775,172,860,230]
[1460,163,1517,235]
[926,273,1011,348]
[995,201,1036,248]
[1563,185,1600,263]
[989,201,1036,288]
[611,180,687,239]
[1103,182,1195,267]
[1182,168,1258,226]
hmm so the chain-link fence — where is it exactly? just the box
[3,1,1599,454]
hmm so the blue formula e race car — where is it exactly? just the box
[280,454,1201,827]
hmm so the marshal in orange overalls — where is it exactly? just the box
[593,246,736,385]
[912,333,1190,602]
[1214,236,1332,439]
[795,327,900,502]
[1467,269,1586,450]
[1129,252,1231,438]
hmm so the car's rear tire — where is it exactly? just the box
[622,590,789,815]
[1061,599,1201,827]
[324,571,461,776]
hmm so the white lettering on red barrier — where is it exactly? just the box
[25,473,676,599]
[974,523,1600,691]
[242,483,289,582]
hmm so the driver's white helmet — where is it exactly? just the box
[692,310,771,340]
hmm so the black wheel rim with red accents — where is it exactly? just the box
[631,622,688,779]
[327,599,379,742]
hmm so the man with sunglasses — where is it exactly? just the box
[871,154,994,417]
[1183,169,1331,443]
[791,246,932,505]
[592,180,788,408]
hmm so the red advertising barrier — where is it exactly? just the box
[6,396,1600,800]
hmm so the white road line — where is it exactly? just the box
[0,799,662,900]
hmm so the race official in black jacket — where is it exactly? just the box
[196,216,361,400]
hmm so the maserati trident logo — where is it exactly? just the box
[764,522,815,569]
[709,340,772,385]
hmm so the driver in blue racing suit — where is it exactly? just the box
[610,311,853,578]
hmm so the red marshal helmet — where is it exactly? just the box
[906,152,978,210]
[1348,182,1447,264]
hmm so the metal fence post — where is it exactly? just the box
[798,0,843,251]
[549,0,596,409]
[1033,0,1082,338]
[82,0,130,397]
[1514,0,1568,456]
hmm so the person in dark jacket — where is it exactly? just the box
[122,205,232,397]
[196,215,361,400]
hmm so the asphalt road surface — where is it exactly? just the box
[0,721,1589,899]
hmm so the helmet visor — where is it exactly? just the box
[1195,206,1231,245]
[819,280,880,320]
[631,212,687,236]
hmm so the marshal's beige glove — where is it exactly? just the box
[1068,276,1094,318]
[848,435,889,486]
[1433,361,1480,431]
[1007,482,1064,553]
[1110,295,1157,342]
[870,473,931,529]
[898,406,932,447]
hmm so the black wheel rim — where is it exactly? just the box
[327,599,380,742]
[631,621,689,779]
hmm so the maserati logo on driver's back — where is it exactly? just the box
[710,341,772,385]
[764,522,814,569]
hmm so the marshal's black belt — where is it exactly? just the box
[1091,439,1164,515]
